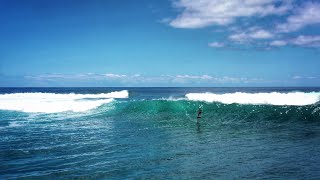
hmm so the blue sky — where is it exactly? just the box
[0,0,320,87]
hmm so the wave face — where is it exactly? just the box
[1,88,320,179]
[0,90,128,113]
[186,92,320,106]
[109,99,320,124]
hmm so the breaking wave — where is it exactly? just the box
[185,92,320,106]
[0,90,128,113]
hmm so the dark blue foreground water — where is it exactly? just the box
[1,87,320,179]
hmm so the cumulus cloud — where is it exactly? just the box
[104,73,127,78]
[176,74,213,80]
[277,2,320,32]
[25,73,265,85]
[24,74,91,81]
[208,42,225,48]
[26,73,130,81]
[291,35,320,47]
[250,29,274,39]
[170,74,263,84]
[229,28,274,43]
[269,40,287,46]
[169,0,291,28]
[270,35,320,48]
[229,32,249,42]
[165,0,320,50]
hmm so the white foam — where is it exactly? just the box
[0,90,128,113]
[8,121,23,128]
[185,92,320,106]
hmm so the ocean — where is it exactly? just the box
[1,87,320,179]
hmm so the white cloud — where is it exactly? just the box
[277,2,320,32]
[208,42,225,48]
[229,29,274,42]
[270,40,287,46]
[26,73,131,81]
[291,35,320,46]
[229,32,249,42]
[292,75,302,79]
[169,0,291,28]
[166,1,320,50]
[25,74,93,81]
[26,73,259,85]
[176,74,214,80]
[270,35,320,48]
[104,73,127,78]
[132,74,141,78]
[171,74,263,84]
[292,75,318,80]
[201,75,213,80]
[250,29,274,39]
[28,73,318,86]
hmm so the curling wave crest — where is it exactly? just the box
[0,90,128,113]
[185,92,320,106]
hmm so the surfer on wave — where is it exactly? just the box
[197,105,203,118]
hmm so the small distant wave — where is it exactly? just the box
[0,90,128,113]
[152,97,187,101]
[185,92,320,106]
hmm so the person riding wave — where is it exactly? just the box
[197,105,203,118]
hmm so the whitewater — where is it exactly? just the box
[1,87,320,179]
[0,90,128,113]
[186,92,320,106]
[1,90,319,114]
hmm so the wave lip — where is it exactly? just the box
[185,92,320,106]
[0,90,128,113]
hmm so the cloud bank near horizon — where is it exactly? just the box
[0,73,310,87]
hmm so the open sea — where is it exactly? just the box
[1,87,320,179]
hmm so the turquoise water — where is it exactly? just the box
[1,87,320,179]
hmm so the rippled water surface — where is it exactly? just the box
[1,87,320,179]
